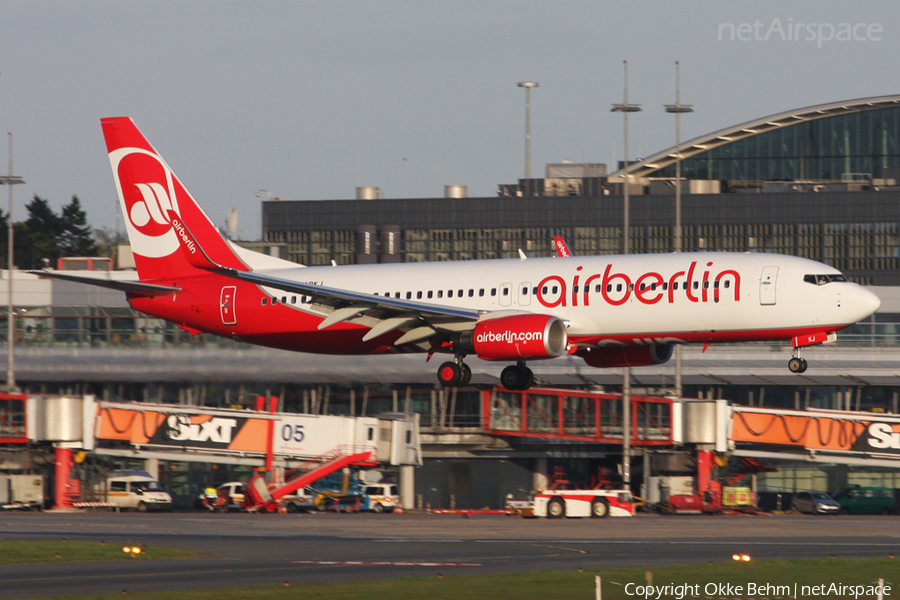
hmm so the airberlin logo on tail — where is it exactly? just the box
[108,147,181,258]
[170,219,196,255]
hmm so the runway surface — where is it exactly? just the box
[1,511,898,598]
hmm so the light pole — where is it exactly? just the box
[610,61,640,488]
[0,132,24,392]
[611,61,641,255]
[664,61,693,398]
[517,81,539,182]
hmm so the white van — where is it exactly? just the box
[105,470,172,512]
[364,483,400,513]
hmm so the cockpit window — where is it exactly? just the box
[804,274,848,285]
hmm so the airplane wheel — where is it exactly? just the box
[501,365,535,391]
[522,367,534,390]
[788,358,803,373]
[501,365,524,390]
[798,358,808,373]
[438,362,462,386]
[458,363,472,386]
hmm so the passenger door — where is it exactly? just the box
[759,267,778,306]
[220,286,237,325]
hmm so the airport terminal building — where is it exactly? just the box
[5,95,900,508]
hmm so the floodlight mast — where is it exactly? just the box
[664,61,693,399]
[0,132,24,392]
[610,61,641,488]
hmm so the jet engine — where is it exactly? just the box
[577,344,674,368]
[458,314,568,361]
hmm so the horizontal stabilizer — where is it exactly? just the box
[28,271,180,296]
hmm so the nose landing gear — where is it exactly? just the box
[788,348,808,374]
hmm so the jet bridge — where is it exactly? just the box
[482,387,900,467]
[21,394,421,508]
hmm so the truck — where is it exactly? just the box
[514,466,634,518]
[531,489,635,518]
[197,481,314,512]
[0,474,43,510]
[312,470,399,513]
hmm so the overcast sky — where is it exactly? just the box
[2,1,898,240]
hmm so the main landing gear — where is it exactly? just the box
[437,359,472,387]
[788,348,808,374]
[436,359,535,391]
[500,361,534,391]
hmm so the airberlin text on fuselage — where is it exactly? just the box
[536,261,741,308]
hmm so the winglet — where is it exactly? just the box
[553,236,572,258]
[167,209,241,273]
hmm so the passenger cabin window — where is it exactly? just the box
[427,291,433,299]
[438,290,443,298]
[261,298,268,305]
[272,297,278,305]
[448,290,453,298]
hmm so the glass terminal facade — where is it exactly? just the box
[654,105,900,182]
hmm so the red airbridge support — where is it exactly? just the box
[482,387,673,445]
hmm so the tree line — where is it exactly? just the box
[0,194,111,270]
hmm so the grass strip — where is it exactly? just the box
[16,556,898,600]
[0,539,192,564]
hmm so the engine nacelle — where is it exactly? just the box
[578,344,674,368]
[459,314,568,361]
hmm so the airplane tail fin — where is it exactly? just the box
[101,117,247,281]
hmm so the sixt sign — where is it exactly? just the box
[148,414,249,449]
[852,422,900,455]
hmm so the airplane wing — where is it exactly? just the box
[168,210,485,346]
[28,270,181,296]
[229,269,484,344]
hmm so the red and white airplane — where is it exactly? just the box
[38,118,881,390]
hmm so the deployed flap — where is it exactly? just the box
[362,317,415,342]
[317,306,371,330]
